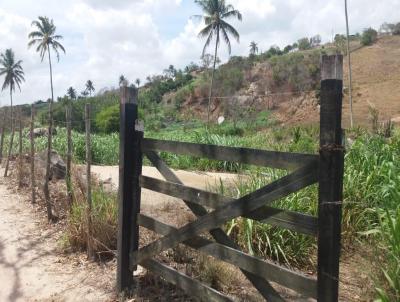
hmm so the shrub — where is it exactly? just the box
[95,104,119,133]
[361,28,378,46]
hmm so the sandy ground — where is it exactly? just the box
[0,168,115,302]
[91,165,243,211]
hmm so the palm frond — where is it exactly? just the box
[221,27,232,54]
[222,9,242,21]
[220,19,240,42]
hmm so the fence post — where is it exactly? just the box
[4,116,15,177]
[30,104,36,203]
[18,112,23,188]
[0,121,4,164]
[43,98,55,221]
[66,103,73,207]
[117,85,142,293]
[85,103,94,260]
[318,54,344,302]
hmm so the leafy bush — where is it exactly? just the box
[361,28,378,46]
[95,104,119,133]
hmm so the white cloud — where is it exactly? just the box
[0,0,399,105]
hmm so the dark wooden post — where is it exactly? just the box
[117,85,142,293]
[66,103,73,207]
[85,103,94,260]
[30,104,36,203]
[0,120,4,164]
[18,112,23,188]
[4,117,15,177]
[318,54,344,302]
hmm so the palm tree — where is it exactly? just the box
[135,78,140,88]
[0,49,25,177]
[119,75,127,87]
[28,16,65,222]
[67,86,77,100]
[194,0,242,124]
[85,80,95,97]
[249,41,258,55]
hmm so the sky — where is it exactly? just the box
[0,0,399,105]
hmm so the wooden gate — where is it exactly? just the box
[116,55,344,301]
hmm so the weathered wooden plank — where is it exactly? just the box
[131,162,318,268]
[140,175,318,235]
[117,86,140,292]
[317,55,344,302]
[142,138,318,170]
[141,259,233,302]
[139,214,318,298]
[145,150,284,301]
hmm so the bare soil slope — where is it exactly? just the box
[342,35,400,127]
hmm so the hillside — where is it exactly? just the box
[342,35,400,127]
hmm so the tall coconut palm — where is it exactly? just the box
[67,86,77,100]
[194,0,242,125]
[0,49,25,177]
[28,16,65,222]
[249,41,258,55]
[119,75,127,87]
[85,80,95,97]
[135,78,140,88]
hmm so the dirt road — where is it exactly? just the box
[0,169,115,302]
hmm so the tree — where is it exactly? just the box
[67,86,77,100]
[297,37,312,50]
[310,35,321,47]
[393,23,400,35]
[135,78,140,88]
[249,41,258,55]
[28,16,65,222]
[194,0,242,125]
[361,27,378,46]
[163,65,177,79]
[283,44,293,53]
[0,49,25,177]
[119,74,127,86]
[85,80,95,97]
[380,22,395,34]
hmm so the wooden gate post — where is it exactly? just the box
[85,103,94,260]
[30,104,36,203]
[66,103,73,207]
[117,85,142,292]
[318,54,344,301]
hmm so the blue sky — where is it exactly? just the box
[0,0,399,105]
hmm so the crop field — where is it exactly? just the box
[3,120,399,300]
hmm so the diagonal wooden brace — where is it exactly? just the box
[131,159,318,269]
[145,151,284,301]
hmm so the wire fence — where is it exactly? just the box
[0,102,98,259]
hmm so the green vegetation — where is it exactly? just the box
[361,27,378,46]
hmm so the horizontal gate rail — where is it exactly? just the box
[141,258,233,302]
[138,214,318,298]
[145,150,284,301]
[131,162,318,267]
[139,175,318,235]
[142,138,318,170]
[117,55,344,301]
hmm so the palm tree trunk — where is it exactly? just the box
[207,27,220,126]
[43,45,55,221]
[345,0,353,128]
[0,111,5,164]
[4,88,14,177]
